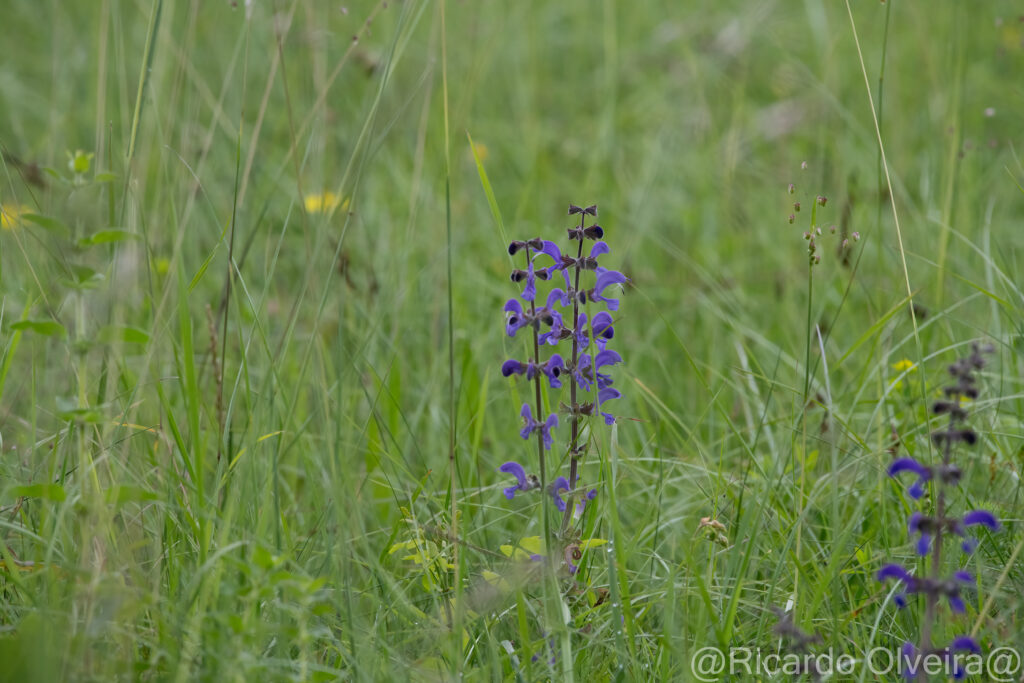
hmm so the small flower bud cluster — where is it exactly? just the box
[788,178,857,267]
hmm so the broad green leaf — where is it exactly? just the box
[10,320,66,337]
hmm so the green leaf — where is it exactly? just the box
[11,484,66,502]
[61,265,104,290]
[19,213,68,235]
[104,486,159,505]
[10,320,66,337]
[77,229,137,248]
[98,325,150,345]
[94,172,117,183]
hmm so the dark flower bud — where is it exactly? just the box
[584,225,604,239]
[938,463,962,485]
[583,205,598,216]
[508,240,526,255]
[568,204,583,215]
[527,238,544,250]
[932,400,967,418]
[535,269,551,281]
[932,429,978,446]
[510,269,528,283]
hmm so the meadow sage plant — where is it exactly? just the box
[877,343,999,680]
[499,204,626,571]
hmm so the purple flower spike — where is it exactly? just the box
[590,268,628,311]
[550,477,569,512]
[963,509,999,530]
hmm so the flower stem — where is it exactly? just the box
[525,247,549,542]
[560,212,586,536]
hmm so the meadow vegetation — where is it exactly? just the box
[1,1,1023,680]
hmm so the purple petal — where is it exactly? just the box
[594,349,623,370]
[542,413,559,450]
[954,570,973,583]
[916,533,932,556]
[540,240,563,268]
[498,461,527,488]
[598,387,622,404]
[519,403,535,440]
[592,268,627,310]
[949,636,980,654]
[948,595,966,613]
[589,241,610,259]
[503,486,519,500]
[908,481,926,500]
[908,511,923,533]
[544,355,565,388]
[521,261,536,302]
[887,457,929,478]
[877,564,911,583]
[550,477,569,511]
[963,509,999,531]
[503,299,523,315]
[894,593,908,608]
[591,312,615,345]
[546,288,569,310]
[961,538,979,554]
[501,359,525,377]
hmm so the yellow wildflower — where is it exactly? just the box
[891,359,916,373]
[1,203,31,230]
[303,191,349,214]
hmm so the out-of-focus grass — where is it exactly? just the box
[1,0,1022,679]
